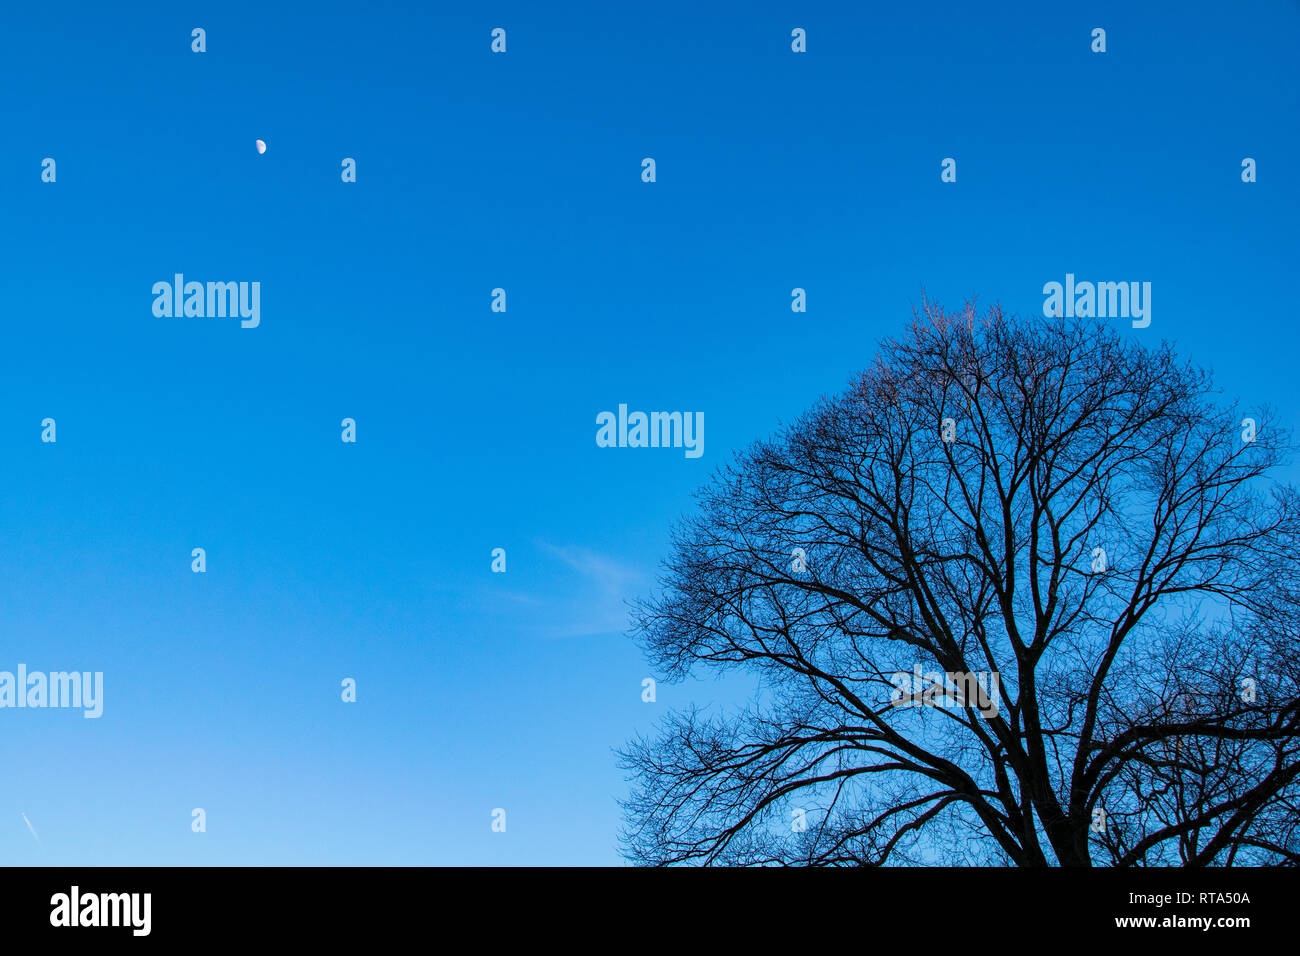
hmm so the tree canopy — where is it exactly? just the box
[621,302,1300,866]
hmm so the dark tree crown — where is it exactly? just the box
[620,301,1300,867]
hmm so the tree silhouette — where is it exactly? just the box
[620,302,1300,866]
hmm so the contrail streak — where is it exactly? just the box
[21,813,40,843]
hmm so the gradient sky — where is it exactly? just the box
[1,0,1296,865]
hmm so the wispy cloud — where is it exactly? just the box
[533,541,650,637]
[538,542,643,594]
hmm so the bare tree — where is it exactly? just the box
[620,301,1300,866]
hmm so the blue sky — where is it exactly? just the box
[1,0,1296,864]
